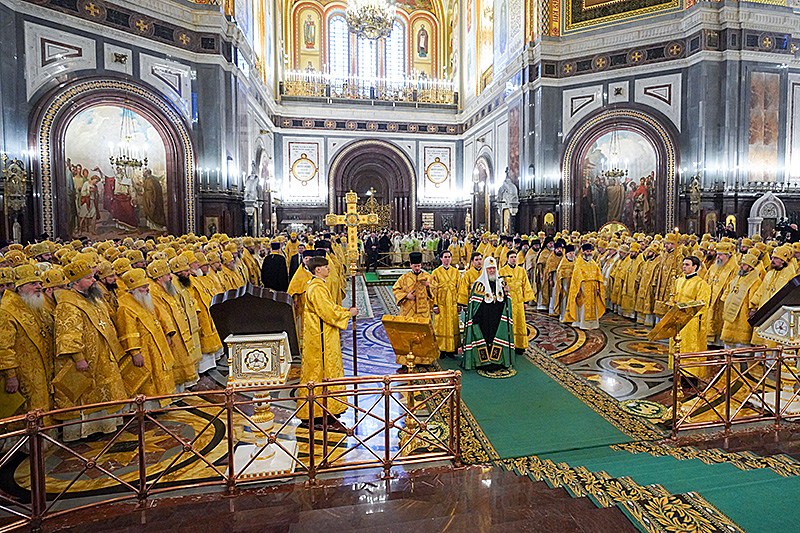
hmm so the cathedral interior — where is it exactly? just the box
[2,0,800,531]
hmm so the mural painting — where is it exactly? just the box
[577,129,658,233]
[64,105,168,239]
[748,71,780,182]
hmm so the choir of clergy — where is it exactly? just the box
[1,223,798,441]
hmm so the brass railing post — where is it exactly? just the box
[775,348,783,428]
[382,376,391,480]
[725,350,732,433]
[27,409,45,533]
[306,382,316,485]
[672,354,680,439]
[454,371,462,467]
[225,386,237,496]
[135,395,148,508]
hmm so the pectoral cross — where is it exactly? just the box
[325,191,379,274]
[325,191,378,387]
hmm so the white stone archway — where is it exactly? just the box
[748,191,786,238]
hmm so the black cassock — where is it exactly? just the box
[261,253,289,292]
[471,280,504,347]
[288,253,301,281]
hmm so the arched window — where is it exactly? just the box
[356,36,378,79]
[385,21,405,81]
[328,15,349,81]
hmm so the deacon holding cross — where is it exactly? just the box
[296,255,358,431]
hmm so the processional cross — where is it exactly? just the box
[325,191,379,380]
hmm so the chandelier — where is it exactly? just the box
[602,125,628,180]
[109,102,148,177]
[346,0,396,39]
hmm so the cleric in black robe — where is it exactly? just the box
[261,241,289,292]
[288,242,306,281]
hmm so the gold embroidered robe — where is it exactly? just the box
[720,271,762,346]
[458,266,482,307]
[392,271,436,320]
[705,258,738,340]
[54,291,127,416]
[116,292,176,397]
[297,277,351,419]
[0,291,54,413]
[751,263,798,345]
[432,265,461,352]
[565,256,605,329]
[669,274,711,379]
[499,263,535,348]
[150,281,199,386]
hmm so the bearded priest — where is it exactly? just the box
[462,257,515,372]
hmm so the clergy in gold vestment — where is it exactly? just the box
[654,234,683,318]
[704,241,738,344]
[499,250,535,350]
[147,260,199,390]
[545,240,564,315]
[634,245,660,326]
[750,245,798,346]
[610,245,631,313]
[669,256,711,379]
[392,252,436,320]
[219,251,246,291]
[296,256,357,424]
[620,243,643,319]
[565,245,605,330]
[191,252,225,374]
[720,253,762,349]
[0,266,54,415]
[431,250,461,354]
[117,269,176,399]
[458,253,483,307]
[553,245,576,322]
[287,250,315,342]
[55,260,127,441]
[536,239,553,311]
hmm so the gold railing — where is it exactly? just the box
[671,345,800,438]
[281,71,457,105]
[0,371,461,532]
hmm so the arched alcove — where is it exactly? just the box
[329,139,416,231]
[30,77,195,239]
[561,108,678,234]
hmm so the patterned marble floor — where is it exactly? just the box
[526,310,673,403]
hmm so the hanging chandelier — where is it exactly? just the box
[346,0,396,40]
[602,125,628,179]
[109,102,148,177]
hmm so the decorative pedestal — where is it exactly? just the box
[226,333,297,478]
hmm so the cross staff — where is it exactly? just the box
[325,191,379,382]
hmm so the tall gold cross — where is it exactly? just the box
[325,191,378,273]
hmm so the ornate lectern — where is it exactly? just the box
[226,332,296,477]
[748,274,800,415]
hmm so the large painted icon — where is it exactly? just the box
[64,105,169,239]
[577,129,658,233]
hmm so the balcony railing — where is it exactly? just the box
[671,345,800,438]
[0,371,461,532]
[281,71,457,105]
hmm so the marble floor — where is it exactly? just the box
[44,465,637,533]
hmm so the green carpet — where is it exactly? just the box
[443,350,800,531]
[439,356,637,458]
[542,444,800,532]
